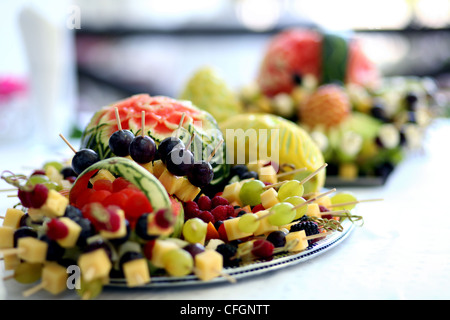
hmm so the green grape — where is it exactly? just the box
[239,180,265,206]
[76,277,104,300]
[27,174,50,186]
[284,196,308,220]
[14,262,43,284]
[162,248,194,277]
[238,213,260,233]
[331,192,358,211]
[268,202,295,226]
[278,180,304,201]
[44,161,64,172]
[43,181,62,191]
[182,218,207,244]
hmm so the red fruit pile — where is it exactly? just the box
[75,177,153,227]
[183,195,237,224]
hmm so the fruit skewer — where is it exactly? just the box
[328,198,384,208]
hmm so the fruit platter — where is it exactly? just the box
[180,28,440,186]
[0,93,375,299]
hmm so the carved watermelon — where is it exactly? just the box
[80,94,229,186]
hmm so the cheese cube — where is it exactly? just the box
[27,208,45,222]
[285,230,309,252]
[0,226,14,249]
[40,189,69,218]
[253,210,278,236]
[150,239,179,268]
[260,188,279,209]
[194,249,223,281]
[223,217,253,241]
[78,248,112,282]
[123,258,151,287]
[259,165,278,184]
[56,217,82,248]
[306,203,321,218]
[3,253,20,270]
[221,182,242,205]
[17,237,48,263]
[42,262,68,295]
[99,209,127,240]
[2,208,25,229]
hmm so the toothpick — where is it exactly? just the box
[0,247,24,256]
[59,133,77,154]
[185,132,196,150]
[299,163,327,185]
[292,188,337,210]
[306,231,332,240]
[2,273,14,281]
[141,111,145,137]
[262,180,287,190]
[276,167,307,179]
[328,198,384,208]
[114,107,122,131]
[318,209,351,217]
[23,281,46,297]
[0,188,17,192]
[207,140,224,162]
[219,270,236,283]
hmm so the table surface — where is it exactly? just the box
[1,118,449,300]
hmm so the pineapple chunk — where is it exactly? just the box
[123,258,151,287]
[306,203,321,218]
[78,248,112,282]
[259,165,278,184]
[139,162,153,174]
[158,169,184,195]
[253,210,278,236]
[17,237,48,263]
[221,182,242,205]
[2,208,25,229]
[260,188,279,209]
[40,189,69,218]
[41,262,68,295]
[246,160,267,173]
[0,226,14,248]
[314,195,332,208]
[90,169,116,185]
[174,177,201,202]
[223,217,252,241]
[56,217,82,248]
[3,253,20,270]
[194,249,223,281]
[152,160,166,178]
[150,239,179,268]
[99,209,127,240]
[285,230,308,252]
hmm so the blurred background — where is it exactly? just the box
[0,0,449,143]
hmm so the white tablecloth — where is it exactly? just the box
[1,118,449,300]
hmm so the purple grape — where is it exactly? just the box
[109,129,135,156]
[129,135,157,163]
[166,148,194,176]
[187,160,214,188]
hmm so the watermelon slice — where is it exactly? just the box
[80,94,229,186]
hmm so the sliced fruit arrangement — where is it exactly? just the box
[238,28,439,183]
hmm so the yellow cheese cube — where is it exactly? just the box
[221,182,242,205]
[146,212,174,237]
[90,169,116,185]
[174,177,201,202]
[17,237,48,263]
[339,163,358,180]
[123,258,151,287]
[260,188,279,209]
[246,160,266,173]
[285,230,309,252]
[306,203,321,218]
[42,262,68,295]
[314,195,331,208]
[3,253,20,270]
[99,209,127,240]
[152,160,166,178]
[259,165,278,184]
[150,239,179,268]
[27,208,45,222]
[56,217,82,248]
[0,226,14,249]
[78,248,112,282]
[223,217,253,241]
[253,210,278,236]
[40,189,69,218]
[194,250,223,281]
[158,169,184,194]
[2,208,25,229]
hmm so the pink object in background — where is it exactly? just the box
[0,76,28,103]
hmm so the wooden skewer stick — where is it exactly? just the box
[328,198,384,208]
[218,270,236,283]
[185,132,196,150]
[298,163,327,185]
[6,194,17,198]
[207,140,224,162]
[262,180,287,190]
[292,188,337,210]
[59,133,77,154]
[114,107,122,131]
[176,112,186,135]
[2,273,14,281]
[141,111,146,137]
[318,209,351,217]
[276,167,307,179]
[0,216,5,219]
[0,188,17,192]
[23,281,46,297]
[0,247,24,256]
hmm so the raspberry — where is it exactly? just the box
[198,210,215,224]
[211,196,229,208]
[225,205,235,218]
[252,204,265,213]
[251,239,274,259]
[197,196,211,211]
[46,218,69,240]
[29,184,49,209]
[184,201,200,220]
[211,205,229,222]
